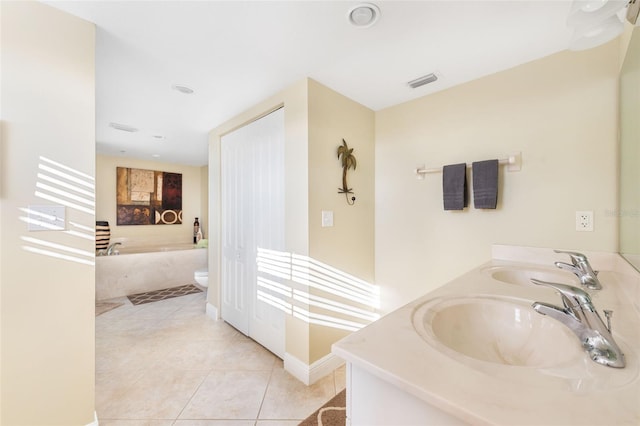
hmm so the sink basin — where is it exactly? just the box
[412,296,581,367]
[485,265,578,287]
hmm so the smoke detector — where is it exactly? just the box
[347,3,380,28]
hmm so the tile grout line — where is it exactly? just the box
[171,368,210,424]
[254,356,279,425]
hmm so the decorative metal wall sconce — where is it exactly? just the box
[337,138,357,205]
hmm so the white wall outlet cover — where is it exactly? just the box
[575,210,594,232]
[27,205,65,231]
[321,210,334,227]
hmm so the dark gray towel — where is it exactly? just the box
[442,163,467,210]
[472,159,499,209]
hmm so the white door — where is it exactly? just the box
[221,108,286,358]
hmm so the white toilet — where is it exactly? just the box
[194,268,208,291]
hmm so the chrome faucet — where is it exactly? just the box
[530,279,625,368]
[106,242,122,255]
[553,249,602,290]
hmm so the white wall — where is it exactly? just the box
[375,41,620,313]
[96,154,207,248]
[1,2,96,424]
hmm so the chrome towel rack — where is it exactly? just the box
[415,152,521,179]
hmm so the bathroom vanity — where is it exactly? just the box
[332,245,640,425]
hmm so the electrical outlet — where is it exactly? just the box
[576,211,593,232]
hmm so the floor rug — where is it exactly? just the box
[95,301,124,316]
[127,284,202,305]
[299,389,346,426]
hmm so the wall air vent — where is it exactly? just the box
[109,122,138,132]
[407,73,438,89]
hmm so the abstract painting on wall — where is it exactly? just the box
[116,167,182,225]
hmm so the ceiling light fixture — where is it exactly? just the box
[172,84,194,94]
[407,73,438,89]
[567,0,627,51]
[347,3,380,28]
[109,122,138,132]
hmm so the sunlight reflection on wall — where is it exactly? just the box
[19,156,95,266]
[257,247,380,331]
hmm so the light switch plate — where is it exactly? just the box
[27,205,65,231]
[321,210,334,227]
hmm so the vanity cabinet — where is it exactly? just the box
[347,363,466,426]
[333,246,640,426]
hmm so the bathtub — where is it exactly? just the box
[96,243,207,300]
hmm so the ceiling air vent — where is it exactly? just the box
[408,73,438,89]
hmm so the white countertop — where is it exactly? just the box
[332,246,640,425]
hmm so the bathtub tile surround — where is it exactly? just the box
[96,291,345,424]
[333,245,640,425]
[96,244,207,300]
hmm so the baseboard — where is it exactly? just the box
[284,352,345,386]
[85,411,99,426]
[206,302,218,320]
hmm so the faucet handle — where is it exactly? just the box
[530,278,592,308]
[553,249,588,265]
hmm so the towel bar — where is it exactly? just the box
[415,152,521,179]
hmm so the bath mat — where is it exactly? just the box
[95,301,124,316]
[298,389,346,426]
[127,284,202,305]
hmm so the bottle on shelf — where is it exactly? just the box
[193,217,200,244]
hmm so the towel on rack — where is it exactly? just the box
[442,163,467,210]
[472,159,499,209]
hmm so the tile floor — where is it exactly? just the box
[96,291,346,426]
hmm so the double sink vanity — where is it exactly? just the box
[332,245,640,425]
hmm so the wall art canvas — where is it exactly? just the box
[116,167,183,225]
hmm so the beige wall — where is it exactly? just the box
[201,165,209,243]
[209,79,311,363]
[375,41,620,313]
[209,78,376,365]
[619,27,640,264]
[307,80,375,362]
[1,2,96,424]
[96,155,208,247]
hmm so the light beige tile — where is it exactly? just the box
[174,421,255,426]
[98,420,173,426]
[99,369,208,420]
[259,366,336,420]
[150,316,239,343]
[179,370,271,420]
[96,335,181,373]
[213,339,278,371]
[256,421,301,426]
[95,369,146,414]
[156,339,230,371]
